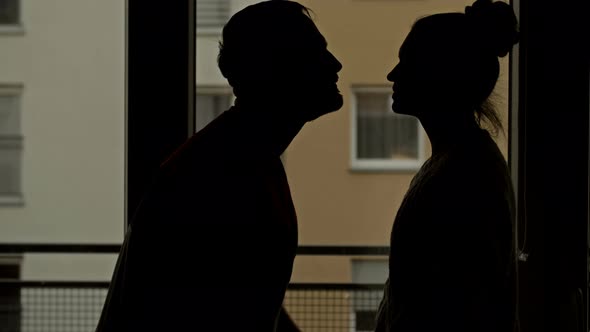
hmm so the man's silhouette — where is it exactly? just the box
[96,1,342,331]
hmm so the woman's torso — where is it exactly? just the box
[377,129,516,332]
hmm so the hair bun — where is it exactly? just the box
[465,0,519,57]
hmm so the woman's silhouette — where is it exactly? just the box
[375,1,519,331]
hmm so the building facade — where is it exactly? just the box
[0,1,124,330]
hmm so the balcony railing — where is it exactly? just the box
[0,244,388,332]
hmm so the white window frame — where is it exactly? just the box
[0,0,24,35]
[0,84,24,206]
[350,85,426,172]
[349,258,388,332]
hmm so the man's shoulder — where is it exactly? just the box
[161,113,237,168]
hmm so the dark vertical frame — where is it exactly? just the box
[508,0,520,183]
[508,2,522,329]
[125,0,196,229]
[517,1,590,331]
[0,262,21,331]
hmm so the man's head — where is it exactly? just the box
[218,0,343,122]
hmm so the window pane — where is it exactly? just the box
[0,90,22,198]
[387,114,419,160]
[196,93,232,132]
[0,92,20,136]
[0,142,21,195]
[356,91,419,160]
[0,0,19,25]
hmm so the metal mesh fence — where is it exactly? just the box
[0,283,108,332]
[0,283,384,332]
[284,285,384,332]
[20,287,107,332]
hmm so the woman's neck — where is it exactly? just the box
[419,111,482,157]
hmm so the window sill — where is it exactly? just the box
[0,25,25,36]
[0,195,24,207]
[350,160,424,173]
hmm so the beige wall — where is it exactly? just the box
[285,0,511,282]
[0,0,125,279]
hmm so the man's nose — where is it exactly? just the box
[387,64,400,82]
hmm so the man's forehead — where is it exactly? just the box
[233,13,328,51]
[286,21,327,48]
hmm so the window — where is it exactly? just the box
[351,86,426,171]
[0,0,22,33]
[195,87,233,132]
[0,85,23,205]
[351,259,388,332]
[196,0,230,32]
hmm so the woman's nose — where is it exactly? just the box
[328,51,343,73]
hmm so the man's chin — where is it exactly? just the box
[392,102,411,116]
[331,94,344,111]
[311,95,343,119]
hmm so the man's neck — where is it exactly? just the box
[232,102,305,158]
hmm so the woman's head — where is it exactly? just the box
[388,0,519,133]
